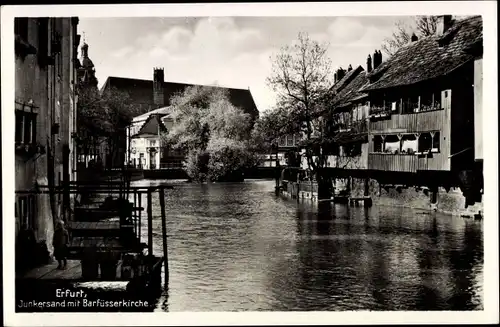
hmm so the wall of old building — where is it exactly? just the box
[15,17,79,254]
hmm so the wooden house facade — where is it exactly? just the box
[360,15,483,200]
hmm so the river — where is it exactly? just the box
[133,179,483,311]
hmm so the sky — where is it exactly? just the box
[78,16,418,112]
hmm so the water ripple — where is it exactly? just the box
[132,179,483,311]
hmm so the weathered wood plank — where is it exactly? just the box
[41,261,81,280]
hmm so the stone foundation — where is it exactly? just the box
[342,178,483,217]
[282,177,484,217]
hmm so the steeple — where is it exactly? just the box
[81,32,89,58]
[77,36,98,91]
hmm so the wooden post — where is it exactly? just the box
[133,191,138,236]
[147,190,153,257]
[138,191,142,244]
[159,187,169,286]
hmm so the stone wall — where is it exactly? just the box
[282,176,483,217]
[347,178,483,216]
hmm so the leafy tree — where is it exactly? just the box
[266,32,335,199]
[381,16,438,56]
[76,86,141,168]
[162,86,259,182]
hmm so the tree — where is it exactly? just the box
[76,86,142,169]
[162,85,259,182]
[266,32,335,199]
[381,16,438,56]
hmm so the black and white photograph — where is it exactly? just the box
[1,2,498,326]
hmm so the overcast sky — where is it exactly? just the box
[78,16,418,111]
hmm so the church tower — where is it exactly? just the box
[77,40,98,92]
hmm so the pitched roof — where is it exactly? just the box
[100,77,260,120]
[329,66,362,94]
[132,106,171,123]
[363,15,483,91]
[332,68,369,110]
[132,114,167,138]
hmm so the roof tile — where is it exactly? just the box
[363,16,482,91]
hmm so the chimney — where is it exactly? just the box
[367,54,372,73]
[372,50,382,69]
[337,67,346,81]
[437,15,453,36]
[411,33,418,42]
[334,72,337,84]
[348,64,353,72]
[153,67,165,108]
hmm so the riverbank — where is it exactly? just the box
[280,178,483,217]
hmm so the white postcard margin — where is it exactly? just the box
[1,1,498,326]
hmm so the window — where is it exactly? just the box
[37,18,49,63]
[150,140,156,147]
[15,111,24,143]
[402,96,419,114]
[15,18,29,40]
[432,132,440,152]
[420,91,442,112]
[417,132,440,153]
[373,135,383,153]
[15,110,36,144]
[384,135,400,154]
[286,135,294,147]
[400,134,418,154]
[370,98,385,114]
[278,136,286,147]
[418,133,433,153]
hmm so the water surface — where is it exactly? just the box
[134,179,483,311]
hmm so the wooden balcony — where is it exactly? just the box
[368,152,450,173]
[370,109,447,134]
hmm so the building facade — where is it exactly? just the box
[362,16,482,200]
[15,17,80,254]
[119,68,260,170]
[286,15,483,213]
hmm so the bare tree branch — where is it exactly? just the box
[381,16,438,56]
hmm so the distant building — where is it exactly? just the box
[115,69,260,169]
[262,134,301,168]
[15,17,80,253]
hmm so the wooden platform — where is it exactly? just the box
[19,260,129,281]
[19,257,163,283]
[69,221,121,230]
[70,237,123,249]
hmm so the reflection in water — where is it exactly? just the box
[132,179,483,311]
